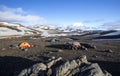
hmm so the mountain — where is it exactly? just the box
[99,30,120,36]
[0,22,40,38]
[0,22,119,39]
[32,23,86,37]
[54,23,84,32]
[66,23,83,31]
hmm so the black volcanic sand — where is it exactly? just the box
[0,35,120,76]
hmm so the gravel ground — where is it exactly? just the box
[0,35,120,76]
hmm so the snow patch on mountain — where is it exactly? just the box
[0,22,40,38]
[0,27,24,36]
[67,22,83,31]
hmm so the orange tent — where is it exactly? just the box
[19,42,30,49]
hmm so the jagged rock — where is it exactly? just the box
[32,63,47,71]
[29,73,36,76]
[69,60,78,70]
[54,57,62,63]
[18,69,28,76]
[67,68,80,76]
[67,60,80,76]
[76,58,82,66]
[79,63,105,76]
[55,61,70,76]
[47,68,52,76]
[18,56,111,76]
[47,57,62,69]
[47,60,55,69]
[79,55,89,64]
[103,70,112,76]
[32,63,47,76]
[55,60,79,76]
[18,63,47,76]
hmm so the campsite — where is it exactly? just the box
[0,35,120,76]
[0,0,120,75]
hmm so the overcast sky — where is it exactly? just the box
[0,0,120,30]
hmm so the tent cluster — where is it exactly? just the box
[9,38,96,51]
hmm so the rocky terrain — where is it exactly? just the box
[18,55,111,76]
[0,35,120,76]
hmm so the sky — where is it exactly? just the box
[0,0,120,30]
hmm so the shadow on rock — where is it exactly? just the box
[90,60,120,76]
[0,56,37,76]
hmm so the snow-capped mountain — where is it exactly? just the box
[66,23,83,31]
[0,22,40,38]
[54,23,84,32]
[34,25,55,30]
[32,23,85,37]
[33,25,63,37]
[1,21,119,38]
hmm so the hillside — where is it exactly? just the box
[0,22,40,38]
